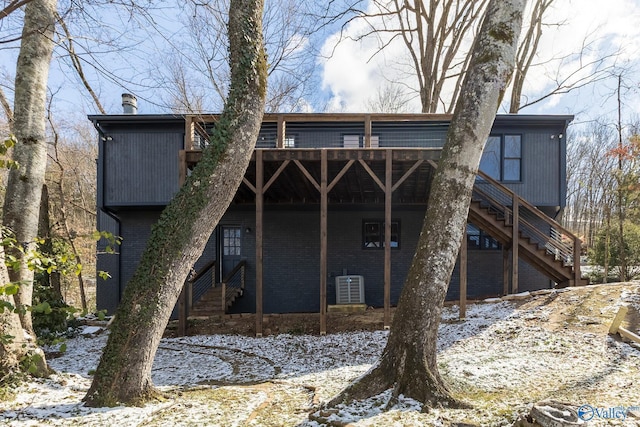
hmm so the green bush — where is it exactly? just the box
[589,221,640,280]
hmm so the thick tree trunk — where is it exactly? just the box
[3,0,57,335]
[83,0,266,407]
[0,248,25,378]
[0,246,48,380]
[327,0,524,409]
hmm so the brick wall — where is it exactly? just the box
[107,207,550,315]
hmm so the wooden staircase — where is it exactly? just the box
[190,285,244,317]
[186,259,247,318]
[469,170,588,288]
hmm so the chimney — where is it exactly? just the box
[122,93,137,114]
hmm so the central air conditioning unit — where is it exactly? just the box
[335,275,365,304]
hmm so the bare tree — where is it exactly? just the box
[508,0,553,113]
[147,0,322,113]
[365,81,412,113]
[359,0,489,113]
[2,0,57,342]
[83,0,267,406]
[325,0,524,408]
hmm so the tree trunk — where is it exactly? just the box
[0,248,26,378]
[83,0,266,407]
[3,0,57,335]
[327,0,524,408]
[0,245,48,380]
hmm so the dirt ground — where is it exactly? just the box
[167,282,639,338]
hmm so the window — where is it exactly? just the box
[283,134,296,148]
[503,135,521,180]
[479,134,522,181]
[467,223,500,250]
[363,220,400,249]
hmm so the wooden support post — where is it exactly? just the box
[277,115,285,148]
[186,280,192,317]
[511,195,519,294]
[178,285,187,336]
[320,150,328,335]
[364,115,372,148]
[459,223,467,320]
[503,246,510,295]
[184,116,194,151]
[221,283,226,315]
[384,150,392,329]
[255,150,264,337]
[573,237,581,285]
[178,150,187,186]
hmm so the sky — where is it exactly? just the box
[319,0,640,123]
[2,0,640,130]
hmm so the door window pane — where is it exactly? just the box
[223,227,241,256]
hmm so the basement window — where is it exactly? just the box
[363,220,400,249]
[467,223,500,250]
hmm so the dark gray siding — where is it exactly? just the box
[107,205,552,315]
[117,210,162,291]
[103,131,183,207]
[96,210,121,314]
[492,121,567,207]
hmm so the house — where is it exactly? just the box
[92,110,584,335]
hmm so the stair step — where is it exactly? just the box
[189,285,244,317]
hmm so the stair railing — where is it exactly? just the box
[187,259,217,310]
[220,259,246,313]
[473,170,581,284]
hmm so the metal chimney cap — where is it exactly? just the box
[122,93,138,114]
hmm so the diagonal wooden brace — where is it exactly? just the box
[609,305,640,344]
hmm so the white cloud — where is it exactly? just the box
[319,0,640,117]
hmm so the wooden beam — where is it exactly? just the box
[255,150,264,337]
[609,305,640,343]
[384,150,392,329]
[320,149,328,336]
[293,159,320,192]
[358,159,385,191]
[511,195,519,294]
[609,305,629,334]
[391,159,424,192]
[242,177,257,194]
[327,160,355,193]
[459,223,467,319]
[264,160,290,193]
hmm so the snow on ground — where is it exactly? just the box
[1,283,640,426]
